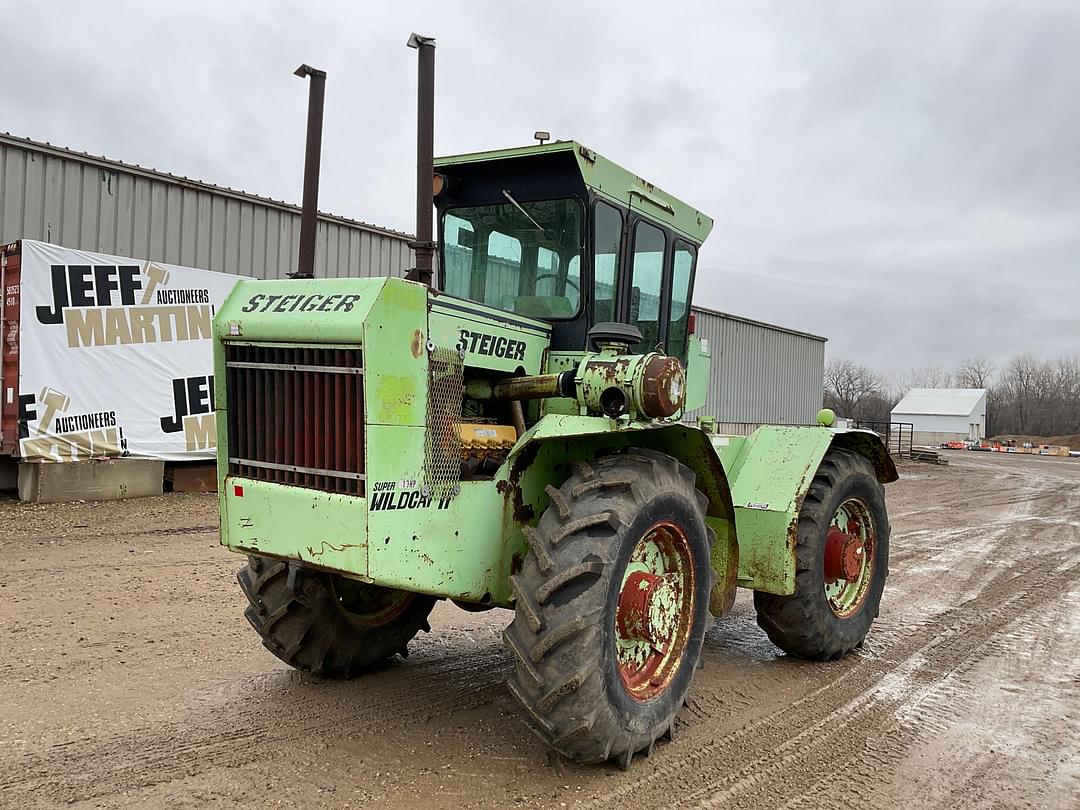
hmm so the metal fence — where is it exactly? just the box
[853,421,915,457]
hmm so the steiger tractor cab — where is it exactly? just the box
[214,38,896,768]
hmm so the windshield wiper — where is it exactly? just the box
[502,189,549,238]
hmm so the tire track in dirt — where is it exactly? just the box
[915,583,1080,810]
[688,554,1080,809]
[598,459,1073,767]
[0,525,218,545]
[719,572,1071,809]
[778,591,1076,809]
[0,637,513,806]
[581,550,1080,809]
[3,454,1077,808]
[777,473,1080,807]
[591,457,1080,810]
[0,557,223,580]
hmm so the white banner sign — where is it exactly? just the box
[18,240,239,462]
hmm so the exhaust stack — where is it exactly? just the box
[407,33,437,288]
[293,64,327,279]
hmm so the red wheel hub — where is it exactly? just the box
[824,498,876,617]
[332,578,415,626]
[617,571,679,648]
[614,521,695,702]
[824,526,864,584]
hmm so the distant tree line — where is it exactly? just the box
[822,355,1080,437]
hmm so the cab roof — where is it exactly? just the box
[434,140,714,245]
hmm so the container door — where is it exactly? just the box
[0,246,21,456]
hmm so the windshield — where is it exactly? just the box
[442,197,582,319]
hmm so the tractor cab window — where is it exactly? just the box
[628,220,667,350]
[593,201,622,324]
[668,243,696,360]
[442,198,582,319]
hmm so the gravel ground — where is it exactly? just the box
[1,451,1077,808]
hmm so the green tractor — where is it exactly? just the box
[215,68,895,766]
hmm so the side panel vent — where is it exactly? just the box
[225,344,364,495]
[424,346,463,499]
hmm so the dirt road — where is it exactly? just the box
[1,452,1077,808]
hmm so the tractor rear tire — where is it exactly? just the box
[503,448,714,768]
[237,555,436,678]
[753,448,889,660]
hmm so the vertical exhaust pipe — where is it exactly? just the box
[293,64,327,280]
[407,33,437,288]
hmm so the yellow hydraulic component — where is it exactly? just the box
[454,423,517,458]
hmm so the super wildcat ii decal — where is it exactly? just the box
[369,480,453,511]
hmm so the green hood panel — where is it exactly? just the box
[215,277,412,344]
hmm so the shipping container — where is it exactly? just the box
[1,240,240,462]
[1,242,20,456]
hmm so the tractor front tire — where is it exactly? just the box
[754,448,890,660]
[503,448,714,768]
[238,556,436,678]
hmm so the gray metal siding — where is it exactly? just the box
[686,308,826,427]
[0,134,413,279]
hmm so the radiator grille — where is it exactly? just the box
[424,346,464,499]
[225,344,364,495]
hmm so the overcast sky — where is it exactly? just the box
[3,1,1077,376]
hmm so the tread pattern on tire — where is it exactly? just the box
[504,447,714,766]
[753,448,891,660]
[237,556,436,679]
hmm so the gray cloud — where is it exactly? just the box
[1,0,1076,376]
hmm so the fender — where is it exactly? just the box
[831,429,899,484]
[721,426,896,596]
[502,414,741,616]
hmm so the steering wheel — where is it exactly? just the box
[534,273,581,293]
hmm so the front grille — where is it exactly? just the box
[424,346,464,499]
[225,344,364,495]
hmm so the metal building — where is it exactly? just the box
[1,133,826,431]
[891,388,987,445]
[0,132,413,279]
[685,306,827,430]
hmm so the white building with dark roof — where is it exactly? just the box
[891,388,988,445]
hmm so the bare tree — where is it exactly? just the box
[889,365,954,401]
[955,356,994,389]
[997,354,1040,433]
[824,358,889,420]
[824,353,1080,438]
[987,355,1080,437]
